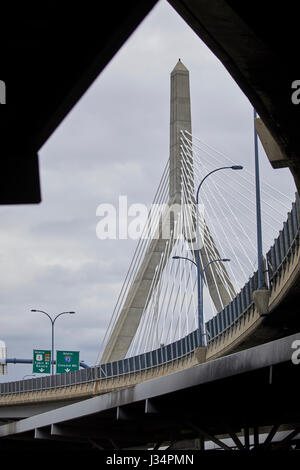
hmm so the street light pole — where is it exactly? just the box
[195,165,243,258]
[31,309,75,375]
[173,256,230,346]
[195,165,243,345]
[253,109,264,289]
[173,164,243,347]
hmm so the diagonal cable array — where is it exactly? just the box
[94,160,170,364]
[97,130,295,361]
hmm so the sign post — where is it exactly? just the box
[33,349,51,374]
[0,340,7,375]
[56,350,79,374]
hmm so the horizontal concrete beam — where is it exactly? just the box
[0,332,299,439]
[255,118,291,169]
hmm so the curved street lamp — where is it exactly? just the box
[31,309,75,375]
[173,256,230,346]
[173,164,243,347]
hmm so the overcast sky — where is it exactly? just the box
[0,0,296,381]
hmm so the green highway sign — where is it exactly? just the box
[33,349,51,374]
[56,350,79,374]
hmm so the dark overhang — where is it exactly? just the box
[2,1,300,204]
[168,0,300,187]
[0,1,158,204]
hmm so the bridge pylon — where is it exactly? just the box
[100,60,234,363]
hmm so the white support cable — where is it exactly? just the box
[153,229,176,348]
[199,179,254,286]
[151,267,162,352]
[161,244,183,346]
[179,255,183,339]
[96,161,170,363]
[187,163,273,269]
[166,207,189,344]
[181,181,237,318]
[139,267,161,354]
[182,130,293,208]
[112,160,169,310]
[129,213,172,356]
[134,260,161,355]
[180,174,229,273]
[100,162,170,359]
[180,137,286,230]
[181,161,237,308]
[194,163,258,258]
[175,252,196,338]
[180,136,290,298]
[168,210,185,343]
[159,221,187,347]
[182,164,250,294]
[191,160,261,269]
[159,227,178,345]
[159,212,188,346]
[181,132,293,224]
[182,184,208,323]
[188,158,258,274]
[181,196,199,334]
[181,161,236,279]
[183,203,194,335]
[192,159,287,229]
[181,176,218,321]
[150,240,170,352]
[178,246,194,338]
[178,208,193,339]
[180,175,201,327]
[181,148,257,275]
[171,204,202,342]
[144,241,170,353]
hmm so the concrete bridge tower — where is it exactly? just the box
[100,60,234,363]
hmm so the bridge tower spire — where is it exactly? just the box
[169,59,192,204]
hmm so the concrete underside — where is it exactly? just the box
[0,333,299,449]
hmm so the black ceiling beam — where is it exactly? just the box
[0,1,158,204]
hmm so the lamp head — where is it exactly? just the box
[222,258,231,262]
[172,256,180,259]
[231,165,243,170]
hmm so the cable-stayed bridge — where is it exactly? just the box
[0,61,300,451]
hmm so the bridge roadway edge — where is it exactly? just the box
[0,331,299,442]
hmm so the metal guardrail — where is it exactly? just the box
[267,193,300,284]
[5,358,90,369]
[0,194,299,397]
[0,330,199,395]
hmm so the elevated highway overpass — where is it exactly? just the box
[1,333,300,450]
